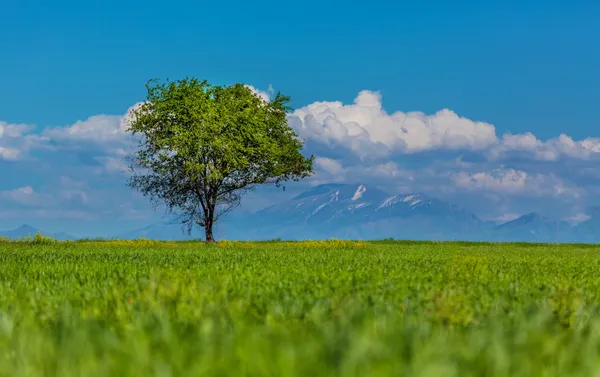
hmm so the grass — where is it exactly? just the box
[1,238,600,376]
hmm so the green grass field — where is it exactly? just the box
[1,239,600,376]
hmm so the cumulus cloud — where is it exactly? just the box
[564,213,591,224]
[0,173,156,225]
[45,83,274,146]
[314,157,344,176]
[2,87,599,168]
[2,86,600,223]
[42,103,143,145]
[5,88,599,166]
[286,90,600,163]
[451,168,582,198]
[43,115,124,143]
[0,147,21,161]
[93,155,130,175]
[288,90,498,157]
[245,85,272,102]
[0,186,54,206]
[0,121,43,160]
[312,156,414,187]
[488,133,600,161]
[0,122,32,138]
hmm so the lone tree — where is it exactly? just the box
[126,78,314,242]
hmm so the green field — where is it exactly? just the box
[1,239,600,376]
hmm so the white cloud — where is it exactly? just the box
[312,156,413,186]
[564,213,591,224]
[453,169,528,193]
[0,147,21,161]
[0,121,38,160]
[245,85,271,102]
[58,189,89,204]
[288,90,497,157]
[94,156,130,175]
[42,103,143,144]
[0,186,54,206]
[42,84,273,146]
[4,88,598,167]
[2,87,600,222]
[0,122,33,138]
[59,176,88,189]
[43,115,123,142]
[451,168,582,198]
[314,157,344,176]
[489,133,600,161]
[285,90,600,163]
[1,186,34,202]
[1,88,599,169]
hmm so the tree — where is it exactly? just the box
[126,78,314,243]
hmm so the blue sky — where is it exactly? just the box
[1,0,600,236]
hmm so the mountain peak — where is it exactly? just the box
[376,193,430,210]
[521,212,543,221]
[496,212,549,230]
[0,224,73,241]
[351,185,368,200]
[15,224,38,231]
[292,183,349,200]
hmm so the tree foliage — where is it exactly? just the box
[126,78,314,242]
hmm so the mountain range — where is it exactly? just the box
[0,224,74,241]
[3,183,600,243]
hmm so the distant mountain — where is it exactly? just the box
[570,207,600,243]
[0,224,75,241]
[244,184,488,240]
[492,213,572,242]
[116,222,205,241]
[255,183,389,226]
[9,183,590,243]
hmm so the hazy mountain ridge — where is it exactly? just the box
[0,224,74,241]
[114,184,600,242]
[4,184,600,242]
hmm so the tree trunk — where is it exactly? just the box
[205,199,217,244]
[205,221,216,243]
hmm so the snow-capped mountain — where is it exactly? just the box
[255,183,389,225]
[226,183,488,240]
[114,183,600,243]
[7,186,600,242]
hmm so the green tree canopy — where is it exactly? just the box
[126,78,314,242]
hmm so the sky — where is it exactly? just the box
[1,0,600,237]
